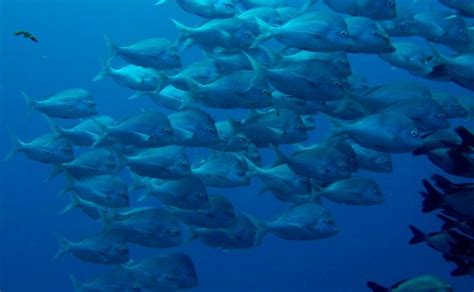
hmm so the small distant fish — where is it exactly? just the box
[15,30,38,42]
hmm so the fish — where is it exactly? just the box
[344,16,395,54]
[60,193,113,221]
[190,212,267,249]
[245,158,312,203]
[330,111,424,153]
[93,63,164,92]
[432,92,469,119]
[267,203,339,240]
[133,175,210,210]
[322,0,397,20]
[352,144,393,173]
[253,11,353,52]
[228,109,308,147]
[430,47,474,91]
[156,0,237,19]
[122,253,198,290]
[378,42,435,76]
[185,68,273,109]
[47,116,115,147]
[14,30,38,42]
[367,274,453,292]
[106,37,182,70]
[271,141,353,186]
[48,148,122,181]
[168,194,237,228]
[413,11,470,47]
[125,145,192,179]
[173,18,256,52]
[439,0,474,17]
[192,152,250,188]
[63,175,130,208]
[421,175,474,218]
[312,176,384,206]
[93,111,175,147]
[168,109,221,146]
[103,207,186,248]
[54,231,129,265]
[22,89,97,119]
[6,133,74,164]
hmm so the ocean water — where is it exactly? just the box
[0,0,473,291]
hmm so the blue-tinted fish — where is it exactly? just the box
[169,109,221,146]
[94,63,164,92]
[22,89,97,119]
[106,37,182,70]
[156,0,237,19]
[323,0,397,20]
[267,203,339,240]
[6,133,74,164]
[54,231,129,265]
[125,145,191,180]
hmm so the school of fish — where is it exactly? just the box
[6,0,474,290]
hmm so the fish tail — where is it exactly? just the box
[4,128,24,161]
[437,214,457,230]
[171,18,193,41]
[21,91,36,115]
[93,58,113,82]
[128,170,146,193]
[59,172,75,196]
[252,17,276,48]
[45,164,64,183]
[53,233,71,260]
[366,281,389,292]
[451,259,471,277]
[297,0,318,15]
[243,51,268,83]
[182,77,200,108]
[104,34,119,61]
[430,174,455,190]
[59,194,80,215]
[408,225,426,245]
[421,179,444,213]
[90,118,109,147]
[44,115,65,137]
[269,144,287,167]
[69,274,83,291]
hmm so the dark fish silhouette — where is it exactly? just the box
[14,31,38,42]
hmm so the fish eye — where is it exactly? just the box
[333,81,342,87]
[180,162,188,168]
[326,219,335,225]
[208,127,216,133]
[252,231,257,235]
[244,31,252,38]
[166,274,177,281]
[371,31,379,36]
[262,89,270,96]
[437,113,446,120]
[297,125,304,131]
[119,192,127,198]
[225,2,232,8]
[238,135,246,142]
[63,147,72,153]
[162,127,171,134]
[197,193,206,199]
[460,29,466,35]
[339,60,348,66]
[132,287,140,292]
[118,247,127,254]
[410,130,418,137]
[105,162,116,169]
[237,171,244,176]
[386,0,394,7]
[339,30,348,38]
[340,164,346,170]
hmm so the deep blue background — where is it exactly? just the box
[1,0,473,291]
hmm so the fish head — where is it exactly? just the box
[170,156,192,177]
[227,166,250,186]
[162,50,182,69]
[110,188,130,208]
[447,25,471,45]
[365,184,385,204]
[76,98,98,116]
[301,115,315,131]
[334,57,352,77]
[375,155,393,173]
[326,27,354,49]
[397,127,425,150]
[110,244,130,262]
[375,0,398,20]
[244,146,263,166]
[53,139,75,162]
[215,0,237,16]
[234,29,256,49]
[314,216,339,237]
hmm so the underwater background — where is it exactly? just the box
[0,0,473,291]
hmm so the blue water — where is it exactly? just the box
[1,0,473,291]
